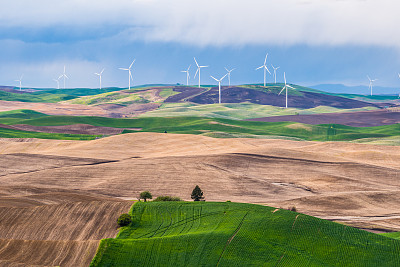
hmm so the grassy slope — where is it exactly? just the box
[91,202,400,266]
[0,88,124,103]
[63,87,178,106]
[0,110,399,142]
[381,232,400,240]
[140,102,377,120]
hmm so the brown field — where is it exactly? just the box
[248,109,400,127]
[0,100,160,118]
[1,133,400,265]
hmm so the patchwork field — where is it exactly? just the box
[0,84,399,266]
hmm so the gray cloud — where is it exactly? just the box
[1,0,399,47]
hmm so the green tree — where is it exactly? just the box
[117,213,132,227]
[140,191,153,202]
[191,185,204,201]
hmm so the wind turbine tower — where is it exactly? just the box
[210,73,228,104]
[53,77,60,89]
[194,57,208,88]
[256,53,271,86]
[60,66,69,89]
[278,72,296,109]
[224,67,235,87]
[272,64,280,84]
[119,59,135,90]
[95,68,105,89]
[398,73,400,98]
[367,76,377,96]
[15,75,23,91]
[181,65,191,86]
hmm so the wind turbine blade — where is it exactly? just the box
[225,67,229,72]
[20,75,23,80]
[58,75,63,80]
[367,75,371,81]
[221,73,228,80]
[119,68,129,71]
[284,72,287,85]
[187,64,191,71]
[95,73,99,76]
[64,75,69,79]
[287,85,296,89]
[181,71,186,73]
[100,68,105,74]
[194,68,199,79]
[278,87,285,95]
[255,66,263,70]
[398,73,400,78]
[210,75,218,82]
[265,66,271,75]
[264,53,268,65]
[130,59,136,69]
[200,65,208,68]
[194,57,199,67]
[130,72,133,81]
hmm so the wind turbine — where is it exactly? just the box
[15,75,23,91]
[119,59,135,90]
[278,72,296,109]
[194,57,208,88]
[181,65,191,86]
[53,77,60,89]
[367,75,377,96]
[210,73,228,104]
[256,53,271,86]
[398,73,400,98]
[60,66,69,89]
[271,64,280,84]
[95,68,105,89]
[224,67,235,87]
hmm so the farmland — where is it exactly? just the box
[91,201,400,266]
[0,109,399,142]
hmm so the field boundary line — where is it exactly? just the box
[216,212,249,266]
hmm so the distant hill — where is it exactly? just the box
[165,85,385,109]
[311,83,400,95]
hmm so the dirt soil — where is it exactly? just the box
[248,109,400,127]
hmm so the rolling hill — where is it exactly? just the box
[91,201,400,266]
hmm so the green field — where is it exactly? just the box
[0,110,399,142]
[140,102,377,120]
[0,88,124,103]
[91,201,400,266]
[64,86,178,106]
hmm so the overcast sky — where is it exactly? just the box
[1,0,400,92]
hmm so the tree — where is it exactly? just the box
[191,185,204,201]
[140,191,153,202]
[117,213,132,227]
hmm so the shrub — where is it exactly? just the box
[288,206,297,212]
[154,196,182,202]
[226,200,231,202]
[117,213,132,227]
